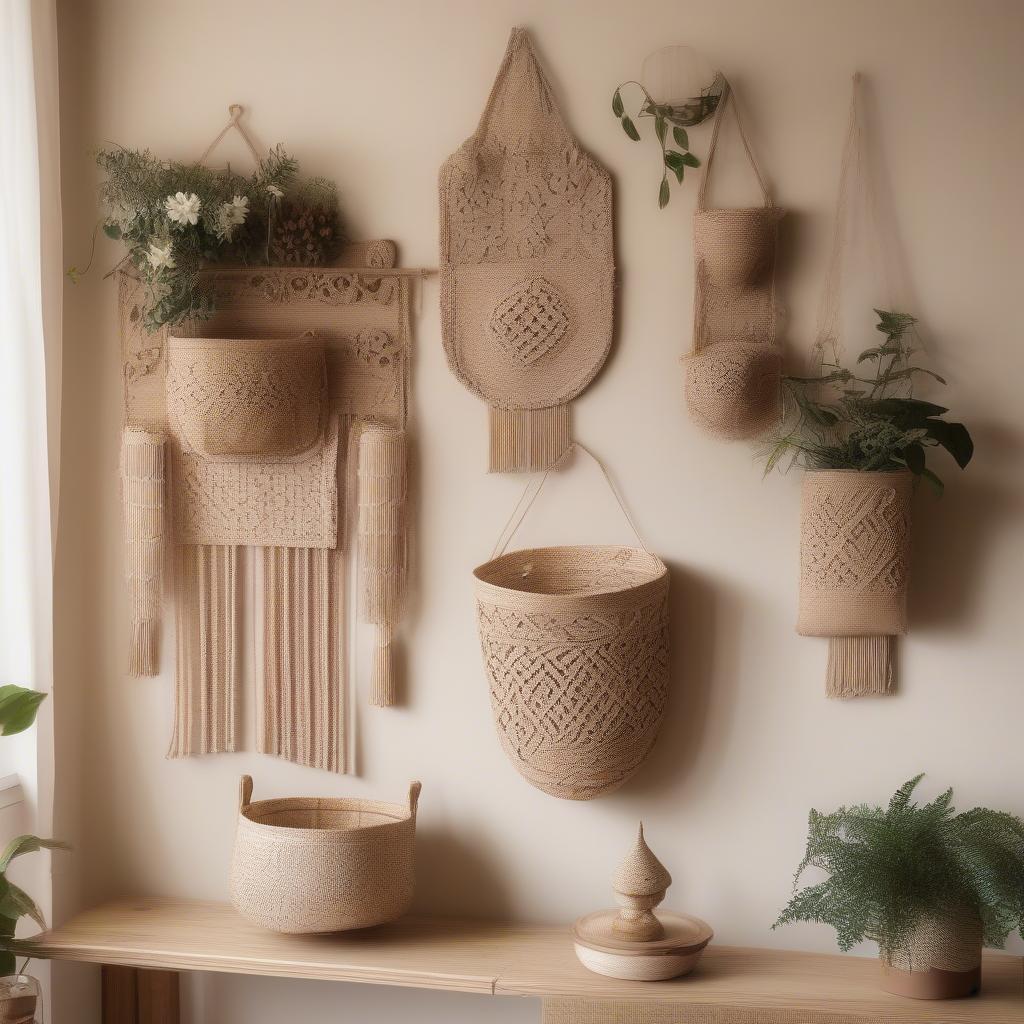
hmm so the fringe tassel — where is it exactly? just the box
[826,635,895,698]
[121,429,165,677]
[488,405,571,473]
[168,544,239,757]
[260,546,343,772]
[358,426,407,707]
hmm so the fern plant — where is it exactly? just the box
[774,775,1024,962]
[760,310,974,494]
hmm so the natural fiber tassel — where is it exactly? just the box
[489,405,571,473]
[121,428,165,677]
[358,425,408,707]
[826,636,894,698]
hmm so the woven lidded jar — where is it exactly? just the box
[230,776,421,934]
[474,545,670,801]
[798,469,913,637]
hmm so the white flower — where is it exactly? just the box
[266,184,284,198]
[146,240,175,270]
[216,195,250,240]
[165,191,201,226]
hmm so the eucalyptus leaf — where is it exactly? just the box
[621,116,640,142]
[655,115,667,145]
[681,152,700,168]
[658,176,670,209]
[611,88,624,118]
[672,126,689,149]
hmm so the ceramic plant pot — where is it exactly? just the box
[879,912,983,1000]
[0,974,40,1023]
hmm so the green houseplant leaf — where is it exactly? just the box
[0,687,46,737]
[611,88,624,118]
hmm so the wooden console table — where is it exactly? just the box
[20,897,1024,1023]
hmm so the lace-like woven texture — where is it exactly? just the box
[686,208,783,439]
[439,28,614,470]
[474,546,669,800]
[230,784,419,933]
[798,470,912,637]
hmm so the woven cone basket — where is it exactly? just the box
[230,776,421,933]
[475,546,669,800]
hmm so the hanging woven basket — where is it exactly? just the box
[473,446,670,801]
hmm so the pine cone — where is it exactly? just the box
[268,200,343,266]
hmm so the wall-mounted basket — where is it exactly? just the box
[473,446,670,801]
[229,776,421,933]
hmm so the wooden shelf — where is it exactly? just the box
[22,898,1024,1021]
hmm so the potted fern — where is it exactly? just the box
[775,775,1024,999]
[0,685,67,1023]
[761,310,974,697]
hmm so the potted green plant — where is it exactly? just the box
[0,685,67,1023]
[775,775,1024,999]
[760,310,974,697]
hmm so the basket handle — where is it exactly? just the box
[490,442,651,559]
[407,780,422,818]
[239,775,254,811]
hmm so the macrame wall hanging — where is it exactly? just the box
[797,76,910,698]
[439,27,615,472]
[473,445,670,800]
[118,237,415,772]
[684,79,784,439]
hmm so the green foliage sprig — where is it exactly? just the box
[74,144,343,332]
[760,310,973,493]
[612,81,710,208]
[774,776,1024,961]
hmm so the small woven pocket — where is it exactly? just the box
[167,335,326,460]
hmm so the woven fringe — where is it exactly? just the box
[488,405,571,472]
[121,429,165,677]
[358,426,407,707]
[826,635,894,698]
[168,544,239,757]
[260,547,343,773]
[543,1000,867,1024]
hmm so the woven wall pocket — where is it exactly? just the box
[230,775,421,934]
[685,80,783,440]
[118,241,415,772]
[473,446,670,800]
[439,27,615,472]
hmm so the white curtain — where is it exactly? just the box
[0,0,63,942]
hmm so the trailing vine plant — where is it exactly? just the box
[611,79,720,208]
[759,310,974,493]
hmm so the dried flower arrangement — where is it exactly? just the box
[77,144,344,330]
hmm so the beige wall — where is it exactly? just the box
[55,1,1024,1021]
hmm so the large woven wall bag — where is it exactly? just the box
[439,28,615,472]
[473,446,670,801]
[684,80,783,440]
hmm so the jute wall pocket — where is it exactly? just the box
[685,81,783,439]
[798,469,912,698]
[473,447,670,800]
[439,28,615,472]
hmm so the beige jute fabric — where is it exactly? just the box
[357,425,408,708]
[439,27,614,472]
[474,446,670,800]
[120,429,165,676]
[886,910,983,974]
[544,1000,869,1024]
[685,80,783,440]
[230,775,421,934]
[798,470,912,697]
